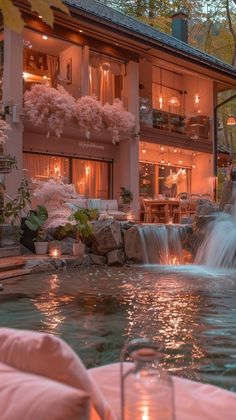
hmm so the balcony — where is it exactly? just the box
[139,98,210,141]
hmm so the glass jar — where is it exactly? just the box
[121,339,174,420]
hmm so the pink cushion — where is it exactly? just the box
[0,361,90,420]
[89,363,236,420]
[0,328,115,420]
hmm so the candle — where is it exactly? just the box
[49,244,62,258]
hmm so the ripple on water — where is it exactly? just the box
[0,265,236,390]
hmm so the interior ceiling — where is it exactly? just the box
[23,28,71,56]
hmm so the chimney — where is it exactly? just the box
[172,11,188,43]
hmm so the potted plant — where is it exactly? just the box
[0,179,31,248]
[120,187,133,205]
[25,205,49,254]
[69,209,94,257]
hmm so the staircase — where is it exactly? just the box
[0,257,32,281]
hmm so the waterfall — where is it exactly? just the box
[195,183,236,269]
[138,224,184,265]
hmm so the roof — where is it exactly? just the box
[64,0,236,77]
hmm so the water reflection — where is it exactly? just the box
[0,265,236,390]
[32,274,74,333]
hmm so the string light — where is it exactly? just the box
[160,146,164,151]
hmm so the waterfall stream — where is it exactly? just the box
[138,224,184,265]
[195,183,236,269]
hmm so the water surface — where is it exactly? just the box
[0,265,236,391]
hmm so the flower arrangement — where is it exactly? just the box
[24,84,75,138]
[74,95,103,131]
[24,85,135,141]
[0,117,11,145]
[102,99,135,143]
[165,169,186,188]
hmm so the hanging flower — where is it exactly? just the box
[24,84,75,138]
[74,95,103,131]
[0,117,11,145]
[102,98,135,133]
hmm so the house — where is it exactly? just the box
[2,0,236,217]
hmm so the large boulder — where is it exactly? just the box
[107,249,125,266]
[124,226,143,263]
[89,253,107,265]
[91,220,123,255]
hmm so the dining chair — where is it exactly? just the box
[201,193,213,201]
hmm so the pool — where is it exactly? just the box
[0,265,236,391]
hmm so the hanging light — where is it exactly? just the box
[101,62,110,71]
[168,95,180,107]
[194,92,200,105]
[226,115,236,126]
[141,143,146,154]
[192,164,196,168]
[161,158,165,164]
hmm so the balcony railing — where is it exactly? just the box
[140,98,210,140]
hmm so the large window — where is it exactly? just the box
[89,51,125,104]
[23,152,112,199]
[139,162,191,198]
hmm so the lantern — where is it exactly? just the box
[49,242,62,259]
[226,116,236,126]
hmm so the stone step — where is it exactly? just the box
[0,258,25,272]
[0,246,21,258]
[0,268,32,281]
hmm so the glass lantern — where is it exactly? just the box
[121,339,174,420]
[49,242,62,259]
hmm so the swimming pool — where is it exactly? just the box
[0,265,236,391]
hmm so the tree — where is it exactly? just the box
[0,0,69,33]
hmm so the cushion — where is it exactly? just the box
[87,199,101,210]
[66,198,87,209]
[89,363,236,420]
[100,200,118,211]
[0,361,90,420]
[0,328,115,420]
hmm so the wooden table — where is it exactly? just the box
[143,199,180,223]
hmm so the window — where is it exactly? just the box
[23,152,112,199]
[139,161,191,198]
[89,51,125,104]
[72,159,110,198]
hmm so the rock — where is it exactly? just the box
[124,226,143,263]
[91,220,123,255]
[220,181,234,210]
[223,204,234,215]
[195,200,219,217]
[107,249,125,266]
[89,254,107,265]
[60,238,77,255]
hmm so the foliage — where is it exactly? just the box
[24,84,75,138]
[100,0,236,65]
[53,222,74,240]
[24,85,135,140]
[74,96,103,131]
[102,99,135,133]
[0,118,11,145]
[0,0,69,33]
[68,209,94,242]
[25,205,48,241]
[0,179,31,228]
[120,187,133,204]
